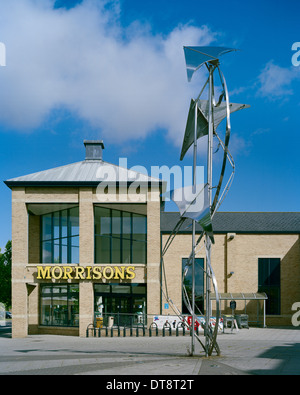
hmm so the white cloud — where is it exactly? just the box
[257,60,299,99]
[0,0,216,145]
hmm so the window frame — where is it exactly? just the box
[40,207,79,264]
[258,258,281,315]
[40,283,79,327]
[182,257,204,315]
[94,206,147,265]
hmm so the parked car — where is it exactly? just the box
[6,312,12,319]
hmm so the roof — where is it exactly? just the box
[161,211,300,234]
[210,292,268,300]
[4,160,162,188]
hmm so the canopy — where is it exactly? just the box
[184,46,236,81]
[210,292,267,301]
[210,292,268,327]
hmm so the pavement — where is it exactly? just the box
[1,322,300,376]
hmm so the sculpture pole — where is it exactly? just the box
[191,101,198,356]
[205,63,214,356]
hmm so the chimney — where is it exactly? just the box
[84,140,105,161]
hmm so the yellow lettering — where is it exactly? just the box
[37,266,51,280]
[114,266,126,280]
[74,266,85,280]
[36,265,137,281]
[92,266,102,280]
[86,266,92,280]
[103,266,114,280]
[126,266,136,280]
[52,266,63,280]
[63,266,73,280]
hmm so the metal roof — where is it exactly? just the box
[210,292,268,300]
[161,211,300,234]
[4,160,162,188]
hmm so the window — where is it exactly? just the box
[94,206,147,264]
[40,284,79,327]
[182,258,204,314]
[41,207,79,264]
[94,283,147,326]
[258,258,281,315]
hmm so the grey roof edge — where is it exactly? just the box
[4,158,165,188]
[161,211,300,234]
[4,180,164,188]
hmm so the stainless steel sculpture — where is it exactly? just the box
[160,46,249,357]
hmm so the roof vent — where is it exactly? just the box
[84,140,104,161]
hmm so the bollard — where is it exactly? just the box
[163,322,171,336]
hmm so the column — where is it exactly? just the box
[11,188,28,338]
[146,187,161,319]
[79,188,94,337]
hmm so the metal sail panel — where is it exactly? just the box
[180,99,209,161]
[197,100,250,130]
[170,184,214,242]
[180,100,250,160]
[184,46,236,81]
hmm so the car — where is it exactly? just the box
[6,312,12,319]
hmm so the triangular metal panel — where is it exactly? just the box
[184,46,236,81]
[180,100,250,160]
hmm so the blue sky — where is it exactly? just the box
[0,0,299,249]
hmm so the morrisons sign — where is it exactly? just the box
[37,265,136,281]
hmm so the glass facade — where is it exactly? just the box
[94,206,147,264]
[94,283,147,326]
[182,258,204,314]
[258,258,281,315]
[40,284,79,327]
[41,207,79,264]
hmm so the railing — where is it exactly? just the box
[86,313,204,338]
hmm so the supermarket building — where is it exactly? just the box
[4,141,300,338]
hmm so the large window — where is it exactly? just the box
[40,284,79,327]
[258,258,281,315]
[94,206,147,264]
[41,207,79,264]
[182,258,204,314]
[94,283,146,326]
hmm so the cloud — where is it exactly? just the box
[0,0,216,144]
[257,60,299,99]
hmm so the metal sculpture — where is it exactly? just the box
[160,46,249,357]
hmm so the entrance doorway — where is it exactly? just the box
[94,283,146,327]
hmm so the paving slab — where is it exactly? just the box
[1,324,300,375]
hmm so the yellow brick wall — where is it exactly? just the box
[162,232,300,325]
[12,185,161,337]
[11,183,300,336]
